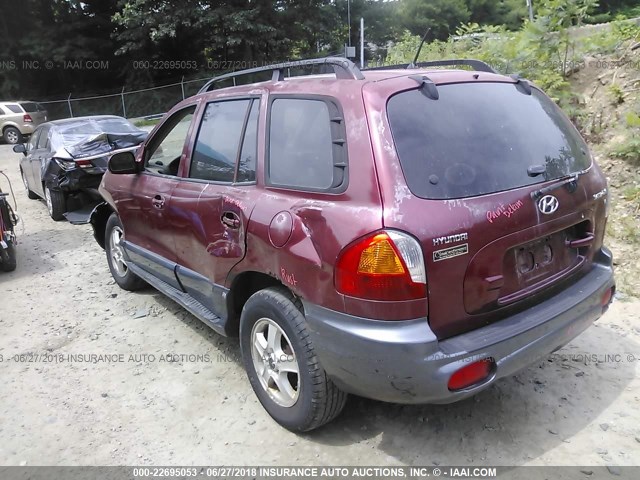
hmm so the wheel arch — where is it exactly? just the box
[225,271,291,337]
[90,202,115,249]
[2,122,20,133]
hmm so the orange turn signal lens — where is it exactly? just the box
[357,235,405,275]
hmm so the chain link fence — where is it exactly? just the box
[39,76,212,122]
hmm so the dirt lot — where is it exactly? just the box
[0,143,639,471]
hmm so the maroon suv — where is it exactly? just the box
[91,58,615,432]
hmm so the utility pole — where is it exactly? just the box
[360,17,364,69]
[347,0,351,46]
[526,0,534,22]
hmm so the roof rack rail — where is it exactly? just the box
[365,59,497,74]
[197,57,364,94]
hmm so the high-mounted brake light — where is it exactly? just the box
[335,230,426,301]
[23,114,33,123]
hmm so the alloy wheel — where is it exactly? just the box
[5,130,18,144]
[109,226,128,277]
[250,318,300,408]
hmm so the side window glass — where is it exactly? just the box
[28,130,40,151]
[145,106,196,176]
[190,99,250,182]
[237,99,259,182]
[5,104,23,114]
[268,98,341,190]
[37,127,50,149]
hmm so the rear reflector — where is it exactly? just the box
[23,114,33,123]
[448,358,495,391]
[601,287,614,310]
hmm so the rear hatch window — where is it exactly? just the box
[387,82,591,200]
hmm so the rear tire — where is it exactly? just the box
[240,287,347,432]
[44,186,66,221]
[105,213,145,291]
[0,241,17,272]
[21,169,38,200]
[3,127,22,145]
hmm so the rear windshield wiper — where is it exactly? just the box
[531,170,588,198]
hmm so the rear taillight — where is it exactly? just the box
[75,159,92,168]
[448,358,495,391]
[335,230,426,301]
[23,114,33,123]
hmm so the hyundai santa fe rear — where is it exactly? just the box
[91,58,615,432]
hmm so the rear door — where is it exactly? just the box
[30,125,51,196]
[170,97,260,314]
[116,105,197,288]
[365,78,607,339]
[22,128,41,191]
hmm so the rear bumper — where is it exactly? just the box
[19,123,36,135]
[303,248,615,404]
[47,168,105,192]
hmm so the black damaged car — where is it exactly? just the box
[14,115,147,220]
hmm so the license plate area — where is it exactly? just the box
[515,236,565,283]
[498,222,590,306]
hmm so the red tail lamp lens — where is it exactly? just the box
[335,231,426,301]
[23,114,33,123]
[601,287,614,309]
[448,358,495,391]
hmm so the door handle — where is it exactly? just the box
[565,233,594,249]
[152,194,165,209]
[221,211,241,229]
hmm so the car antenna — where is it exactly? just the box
[408,28,431,69]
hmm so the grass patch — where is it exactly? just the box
[609,136,640,164]
[608,214,640,244]
[133,118,161,128]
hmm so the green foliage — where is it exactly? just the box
[622,185,640,203]
[626,112,640,128]
[387,0,607,105]
[586,0,640,22]
[133,118,161,128]
[609,84,625,104]
[610,137,640,164]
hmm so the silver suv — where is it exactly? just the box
[0,101,48,144]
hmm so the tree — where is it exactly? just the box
[399,0,471,40]
[0,0,124,100]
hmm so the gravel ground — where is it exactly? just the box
[0,143,639,472]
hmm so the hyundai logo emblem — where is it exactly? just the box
[538,195,559,214]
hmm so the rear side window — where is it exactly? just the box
[190,99,251,183]
[387,82,591,200]
[268,97,347,191]
[5,104,23,114]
